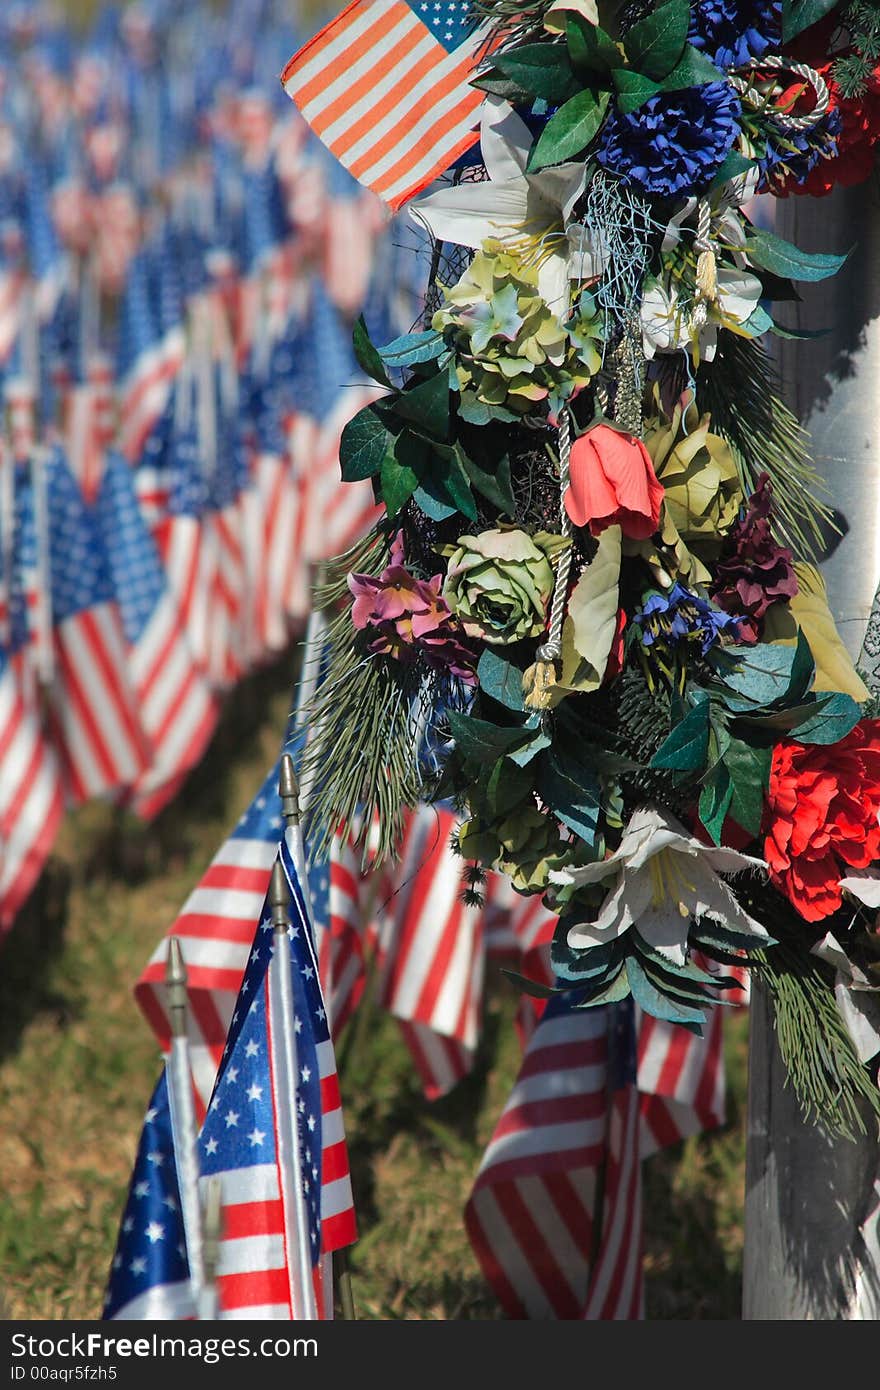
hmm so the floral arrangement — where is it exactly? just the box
[292,0,880,1136]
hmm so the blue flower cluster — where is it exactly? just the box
[634,583,742,660]
[688,0,782,69]
[758,107,842,191]
[596,82,742,197]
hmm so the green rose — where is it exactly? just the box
[442,527,564,645]
[644,399,743,551]
[458,806,563,894]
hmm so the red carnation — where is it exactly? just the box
[764,721,880,923]
[565,423,664,541]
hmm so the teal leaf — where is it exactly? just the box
[477,649,526,712]
[623,0,690,80]
[709,150,756,188]
[658,42,725,90]
[716,634,814,709]
[770,321,830,341]
[379,330,446,368]
[745,227,849,282]
[537,753,600,845]
[508,723,553,766]
[612,67,661,113]
[626,955,707,1028]
[500,969,562,1000]
[339,406,391,482]
[650,691,709,774]
[484,757,533,818]
[448,712,534,767]
[494,43,581,102]
[783,0,840,43]
[527,89,610,170]
[740,304,774,338]
[352,315,392,388]
[412,485,457,522]
[787,691,862,745]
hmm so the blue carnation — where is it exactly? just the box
[688,0,782,69]
[597,82,742,198]
[758,107,842,191]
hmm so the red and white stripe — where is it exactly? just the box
[203,500,246,692]
[0,652,64,933]
[0,267,25,365]
[136,831,278,1114]
[49,602,151,804]
[377,804,483,1099]
[125,588,219,820]
[282,0,491,211]
[117,325,185,464]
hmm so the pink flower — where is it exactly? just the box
[565,423,664,540]
[348,536,477,682]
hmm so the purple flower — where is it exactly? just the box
[597,82,742,198]
[348,535,477,682]
[688,0,782,69]
[710,475,798,642]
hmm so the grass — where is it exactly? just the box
[0,642,749,1322]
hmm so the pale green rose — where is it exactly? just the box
[441,527,563,645]
[458,806,563,894]
[644,397,743,549]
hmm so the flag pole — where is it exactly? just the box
[268,858,319,1319]
[197,1176,223,1321]
[163,939,205,1305]
[278,753,357,1320]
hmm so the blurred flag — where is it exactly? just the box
[281,0,492,211]
[117,251,183,464]
[96,452,217,820]
[464,995,643,1320]
[196,842,356,1318]
[103,1068,195,1321]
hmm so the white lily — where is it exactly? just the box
[811,931,880,1064]
[549,805,769,966]
[543,0,600,29]
[411,97,598,316]
[640,266,763,363]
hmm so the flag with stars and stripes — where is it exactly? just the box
[136,759,285,1112]
[281,0,494,212]
[464,995,644,1321]
[96,452,218,820]
[103,1068,195,1322]
[197,842,356,1319]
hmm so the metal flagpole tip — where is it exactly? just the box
[165,937,189,1037]
[269,859,290,933]
[278,753,301,826]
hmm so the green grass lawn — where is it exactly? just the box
[0,645,748,1321]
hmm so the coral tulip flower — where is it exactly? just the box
[565,422,665,540]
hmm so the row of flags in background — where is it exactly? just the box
[112,661,748,1321]
[0,0,433,933]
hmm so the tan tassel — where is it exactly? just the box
[695,247,717,303]
[522,658,558,711]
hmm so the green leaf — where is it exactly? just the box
[379,451,419,517]
[379,330,447,369]
[558,525,621,695]
[782,0,839,43]
[484,756,533,818]
[658,42,725,91]
[565,15,622,74]
[528,89,610,170]
[745,227,849,283]
[740,305,774,338]
[723,739,770,837]
[500,969,562,1000]
[448,711,534,767]
[788,691,861,745]
[626,955,707,1028]
[494,43,581,102]
[508,722,553,766]
[470,68,532,101]
[477,649,526,712]
[623,0,690,80]
[709,150,756,188]
[715,633,814,710]
[537,753,600,845]
[612,67,662,113]
[394,368,450,439]
[461,449,516,516]
[429,441,478,521]
[699,763,733,846]
[339,406,391,482]
[353,315,392,388]
[650,691,710,774]
[770,322,830,341]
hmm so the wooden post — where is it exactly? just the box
[742,181,880,1319]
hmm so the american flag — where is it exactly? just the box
[281,0,493,212]
[117,251,183,464]
[44,447,151,804]
[377,803,482,1099]
[95,452,218,821]
[197,844,356,1318]
[464,994,644,1320]
[136,759,284,1112]
[103,1068,195,1322]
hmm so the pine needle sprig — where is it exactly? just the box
[695,334,837,561]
